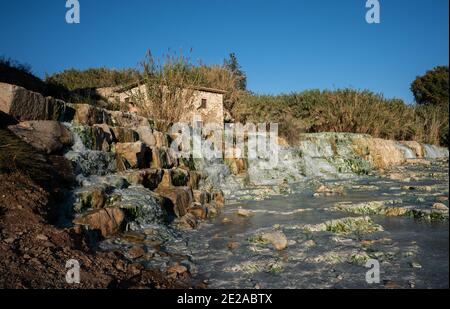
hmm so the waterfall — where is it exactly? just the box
[395,143,416,159]
[63,123,117,177]
[423,144,449,159]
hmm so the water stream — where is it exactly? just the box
[61,125,449,288]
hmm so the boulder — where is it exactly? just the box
[261,231,288,251]
[72,103,107,126]
[8,121,73,154]
[432,203,449,211]
[92,124,113,151]
[175,213,198,229]
[237,208,252,217]
[188,171,202,189]
[73,207,125,237]
[150,147,176,169]
[122,168,163,190]
[188,202,207,220]
[212,189,225,207]
[111,126,140,143]
[106,110,149,128]
[0,82,47,121]
[155,186,193,217]
[115,142,151,171]
[153,131,169,147]
[193,190,210,204]
[136,126,156,146]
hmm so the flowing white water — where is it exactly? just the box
[424,144,450,159]
[395,144,417,159]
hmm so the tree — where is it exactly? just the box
[224,53,247,91]
[411,66,449,106]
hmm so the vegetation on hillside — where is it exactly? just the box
[45,67,141,91]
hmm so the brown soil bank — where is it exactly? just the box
[0,128,188,288]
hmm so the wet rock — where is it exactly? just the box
[128,246,145,260]
[237,208,252,217]
[8,121,72,154]
[74,186,110,212]
[313,184,344,197]
[150,147,176,169]
[73,207,125,237]
[193,190,209,204]
[206,203,218,218]
[436,196,449,203]
[110,126,139,143]
[227,242,239,250]
[91,124,114,151]
[175,213,198,229]
[122,168,163,190]
[155,186,193,217]
[167,263,188,275]
[72,104,107,126]
[212,189,225,207]
[221,217,231,224]
[261,231,288,251]
[115,142,151,171]
[188,171,202,190]
[135,126,156,146]
[432,203,449,211]
[187,202,207,220]
[303,240,316,248]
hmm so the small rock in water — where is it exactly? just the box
[167,264,188,275]
[410,262,422,269]
[261,231,288,251]
[237,208,252,217]
[227,242,239,250]
[128,246,145,259]
[432,203,449,211]
[303,240,316,248]
[222,217,231,224]
[436,196,449,203]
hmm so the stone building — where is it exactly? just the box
[97,82,226,125]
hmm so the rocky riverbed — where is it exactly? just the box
[1,81,449,288]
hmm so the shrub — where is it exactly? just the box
[130,50,203,131]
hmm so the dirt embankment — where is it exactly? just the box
[0,128,189,289]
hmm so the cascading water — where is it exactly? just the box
[424,144,450,159]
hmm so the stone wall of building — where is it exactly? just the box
[107,85,224,125]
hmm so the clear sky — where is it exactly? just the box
[0,0,448,103]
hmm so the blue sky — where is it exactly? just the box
[0,0,448,103]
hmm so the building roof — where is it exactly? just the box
[114,81,227,94]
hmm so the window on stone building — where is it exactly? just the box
[199,98,207,109]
